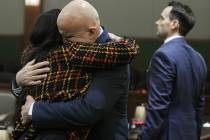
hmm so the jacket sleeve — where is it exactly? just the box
[195,57,207,139]
[195,85,206,139]
[32,65,128,129]
[48,39,139,69]
[139,51,175,140]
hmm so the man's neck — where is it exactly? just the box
[164,33,183,44]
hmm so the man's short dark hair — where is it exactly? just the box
[168,1,195,36]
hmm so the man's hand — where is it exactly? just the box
[108,33,122,41]
[16,59,50,87]
[21,95,35,124]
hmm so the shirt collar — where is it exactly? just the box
[98,26,103,38]
[95,26,112,43]
[164,35,183,44]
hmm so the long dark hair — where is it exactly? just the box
[22,9,63,65]
[14,10,63,138]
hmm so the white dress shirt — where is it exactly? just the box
[164,35,183,44]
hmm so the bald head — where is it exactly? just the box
[57,0,100,42]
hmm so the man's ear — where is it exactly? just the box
[87,26,98,41]
[171,19,179,31]
[88,26,97,35]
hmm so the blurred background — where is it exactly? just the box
[0,0,209,88]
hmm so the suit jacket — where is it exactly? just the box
[140,37,207,140]
[31,27,129,140]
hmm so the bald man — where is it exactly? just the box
[13,0,130,140]
[57,0,101,43]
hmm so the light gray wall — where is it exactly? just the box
[187,0,210,39]
[0,0,209,39]
[42,0,69,12]
[0,0,24,35]
[42,0,210,39]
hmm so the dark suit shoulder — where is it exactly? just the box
[154,39,188,64]
[152,47,176,66]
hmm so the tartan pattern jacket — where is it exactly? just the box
[13,39,139,140]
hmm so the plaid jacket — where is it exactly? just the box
[13,39,139,140]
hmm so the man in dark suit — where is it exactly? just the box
[13,0,129,140]
[139,1,207,140]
